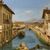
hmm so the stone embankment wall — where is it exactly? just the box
[29,26,50,46]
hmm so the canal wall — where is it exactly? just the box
[29,27,50,46]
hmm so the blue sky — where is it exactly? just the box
[4,0,50,22]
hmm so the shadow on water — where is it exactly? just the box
[12,29,43,49]
[0,42,12,50]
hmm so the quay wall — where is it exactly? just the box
[29,27,50,46]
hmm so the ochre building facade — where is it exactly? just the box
[0,0,14,47]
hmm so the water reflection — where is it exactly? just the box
[0,29,50,50]
[0,42,12,50]
[12,29,42,49]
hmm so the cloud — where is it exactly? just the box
[12,9,43,22]
[12,9,34,21]
[14,9,33,17]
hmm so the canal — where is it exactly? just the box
[0,29,50,50]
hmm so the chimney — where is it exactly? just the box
[45,7,48,10]
[0,0,3,4]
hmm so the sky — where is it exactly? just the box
[4,0,50,22]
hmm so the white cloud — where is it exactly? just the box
[25,10,32,13]
[17,10,33,17]
[12,9,42,22]
[12,9,34,21]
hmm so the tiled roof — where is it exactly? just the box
[3,4,15,14]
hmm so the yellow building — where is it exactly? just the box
[42,8,50,36]
[0,0,14,46]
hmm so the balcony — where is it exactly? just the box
[3,19,10,24]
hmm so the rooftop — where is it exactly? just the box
[0,0,15,14]
[42,7,50,18]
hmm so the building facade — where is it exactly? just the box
[42,8,50,36]
[0,0,14,47]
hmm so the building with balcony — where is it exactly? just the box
[0,0,14,47]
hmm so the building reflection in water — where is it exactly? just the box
[0,42,12,50]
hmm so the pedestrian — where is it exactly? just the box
[19,43,28,50]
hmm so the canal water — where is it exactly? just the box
[0,29,50,50]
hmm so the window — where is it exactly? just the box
[8,14,12,24]
[48,14,50,20]
[3,13,10,24]
[5,31,9,40]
